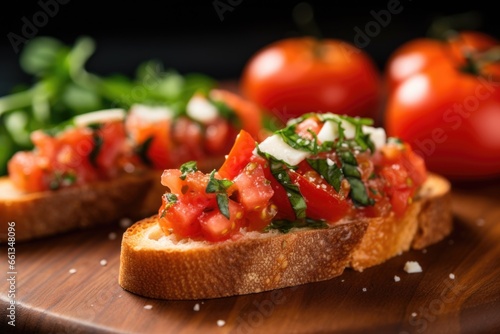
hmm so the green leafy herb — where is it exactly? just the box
[265,218,328,233]
[276,124,330,154]
[257,148,307,220]
[346,177,375,206]
[135,136,154,166]
[48,171,77,190]
[160,193,178,218]
[89,132,103,166]
[179,161,198,180]
[205,170,234,219]
[306,158,342,192]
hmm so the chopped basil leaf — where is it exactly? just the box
[49,171,77,190]
[272,167,307,220]
[265,218,328,233]
[135,136,154,166]
[206,170,234,193]
[89,132,103,166]
[216,193,231,219]
[208,98,237,122]
[346,177,374,207]
[339,150,357,165]
[306,158,342,192]
[163,192,178,204]
[205,170,234,219]
[179,161,198,180]
[257,147,307,220]
[160,193,178,218]
[276,124,330,154]
[342,163,361,178]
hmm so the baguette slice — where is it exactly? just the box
[0,157,224,243]
[118,173,452,300]
[0,170,159,242]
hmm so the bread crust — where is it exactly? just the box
[350,173,452,271]
[119,218,368,299]
[118,173,453,300]
[0,170,161,242]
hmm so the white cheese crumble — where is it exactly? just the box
[404,261,423,273]
[73,108,126,127]
[394,275,401,282]
[256,134,310,166]
[216,320,226,327]
[129,104,174,122]
[186,94,219,124]
[258,114,387,167]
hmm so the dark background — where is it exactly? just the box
[0,0,498,94]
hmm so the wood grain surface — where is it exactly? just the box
[1,178,500,334]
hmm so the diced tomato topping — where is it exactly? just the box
[289,168,350,223]
[210,89,263,141]
[125,110,172,169]
[218,130,257,179]
[8,121,128,192]
[232,162,274,212]
[199,200,244,242]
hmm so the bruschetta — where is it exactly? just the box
[118,112,453,299]
[0,89,263,242]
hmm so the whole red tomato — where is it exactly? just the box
[386,31,498,92]
[385,33,500,181]
[240,37,383,123]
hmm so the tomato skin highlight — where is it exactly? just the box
[386,31,498,92]
[241,37,383,122]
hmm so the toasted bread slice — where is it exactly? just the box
[0,156,224,242]
[118,173,452,300]
[350,173,452,271]
[0,170,159,242]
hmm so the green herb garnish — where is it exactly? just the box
[265,218,328,233]
[205,170,234,219]
[135,136,154,166]
[306,158,343,192]
[179,161,198,180]
[160,193,178,218]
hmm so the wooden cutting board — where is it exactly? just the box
[1,179,500,334]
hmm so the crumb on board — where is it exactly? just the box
[144,305,153,310]
[120,217,133,229]
[404,261,422,273]
[69,268,77,274]
[108,232,117,240]
[449,273,455,280]
[412,312,417,317]
[100,259,108,266]
[193,303,200,311]
[362,288,367,292]
[394,275,401,282]
[217,320,226,327]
